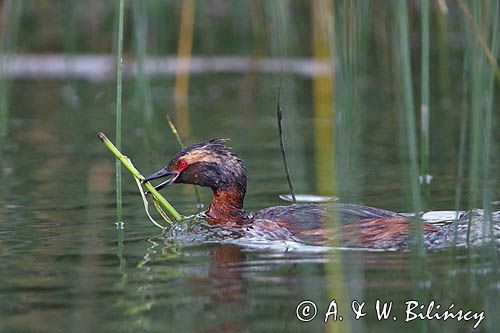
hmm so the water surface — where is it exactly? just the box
[0,75,498,333]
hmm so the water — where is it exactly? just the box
[0,73,498,333]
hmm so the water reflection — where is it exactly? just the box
[129,237,326,332]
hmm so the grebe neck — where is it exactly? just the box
[205,186,246,225]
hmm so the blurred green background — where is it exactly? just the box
[0,1,499,332]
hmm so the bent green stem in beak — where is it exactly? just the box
[98,131,182,222]
[142,168,180,193]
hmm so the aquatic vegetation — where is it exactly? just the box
[98,132,182,223]
[114,0,125,224]
[1,1,500,332]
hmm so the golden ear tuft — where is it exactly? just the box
[183,149,221,164]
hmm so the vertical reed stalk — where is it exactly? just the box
[276,87,296,203]
[420,0,430,207]
[466,3,481,242]
[334,0,369,201]
[457,0,500,83]
[484,0,500,251]
[266,0,297,202]
[117,228,126,271]
[115,0,125,223]
[0,1,8,138]
[435,5,450,98]
[174,0,195,139]
[453,67,469,246]
[166,115,203,210]
[132,0,153,121]
[462,0,498,244]
[313,2,349,332]
[397,1,424,256]
[477,1,499,254]
[0,0,21,138]
[312,0,335,197]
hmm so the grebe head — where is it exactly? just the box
[143,139,247,194]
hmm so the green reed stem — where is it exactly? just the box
[457,0,500,84]
[117,227,126,271]
[0,1,8,138]
[166,115,183,147]
[398,0,424,256]
[453,67,469,247]
[132,0,153,121]
[478,1,499,253]
[98,132,182,221]
[166,115,203,209]
[0,0,21,138]
[465,1,487,243]
[115,0,124,223]
[420,0,430,207]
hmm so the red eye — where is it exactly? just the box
[179,160,188,170]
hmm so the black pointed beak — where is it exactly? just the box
[142,167,176,183]
[141,167,179,193]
